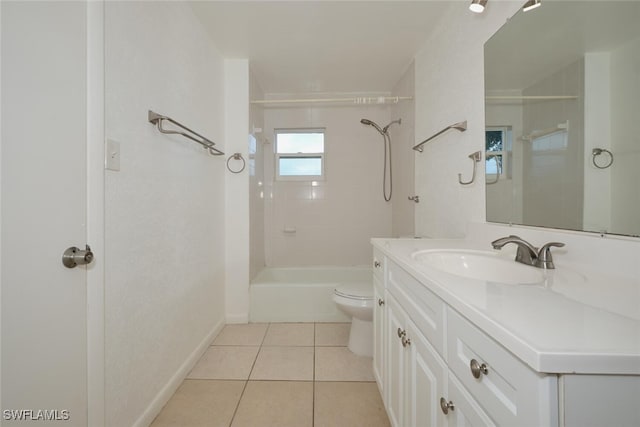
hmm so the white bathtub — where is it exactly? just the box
[249,266,373,322]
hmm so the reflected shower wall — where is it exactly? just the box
[522,59,585,231]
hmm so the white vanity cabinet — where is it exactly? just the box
[384,260,449,426]
[376,254,557,427]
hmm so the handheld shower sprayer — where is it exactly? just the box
[360,119,384,135]
[360,118,402,201]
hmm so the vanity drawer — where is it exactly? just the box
[373,248,385,282]
[447,308,557,427]
[388,261,445,357]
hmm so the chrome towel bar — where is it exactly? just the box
[413,120,467,152]
[148,110,224,156]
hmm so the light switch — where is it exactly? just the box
[105,139,120,171]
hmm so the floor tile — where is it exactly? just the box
[263,323,315,346]
[315,347,375,381]
[250,346,314,381]
[314,382,390,427]
[231,381,313,427]
[187,346,259,380]
[212,323,268,346]
[150,380,245,427]
[315,323,350,346]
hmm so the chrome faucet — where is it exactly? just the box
[491,235,565,269]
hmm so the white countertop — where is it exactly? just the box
[372,238,640,375]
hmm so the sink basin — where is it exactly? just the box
[411,249,545,285]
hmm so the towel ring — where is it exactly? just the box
[226,153,246,174]
[592,148,613,169]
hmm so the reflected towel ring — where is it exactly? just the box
[592,148,613,169]
[227,153,246,174]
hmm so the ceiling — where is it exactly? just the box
[190,1,455,95]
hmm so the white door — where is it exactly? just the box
[385,294,406,427]
[405,319,447,427]
[1,2,92,425]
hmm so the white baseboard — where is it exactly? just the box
[132,319,225,427]
[225,313,249,324]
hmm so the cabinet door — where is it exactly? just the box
[446,374,496,427]
[385,294,406,427]
[373,278,385,391]
[405,319,448,427]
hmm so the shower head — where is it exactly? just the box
[360,118,384,135]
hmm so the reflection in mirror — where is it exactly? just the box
[484,1,640,237]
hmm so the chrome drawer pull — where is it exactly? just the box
[378,298,385,306]
[470,359,489,379]
[374,260,381,268]
[440,397,455,415]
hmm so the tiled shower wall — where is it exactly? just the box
[262,103,393,267]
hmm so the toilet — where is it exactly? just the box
[333,282,374,357]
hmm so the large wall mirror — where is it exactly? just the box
[484,1,640,237]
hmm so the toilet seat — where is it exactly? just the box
[334,282,373,300]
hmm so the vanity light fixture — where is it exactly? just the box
[469,0,488,13]
[523,0,542,12]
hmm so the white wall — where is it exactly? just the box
[224,59,250,323]
[390,64,416,238]
[263,101,393,267]
[414,1,523,238]
[610,35,640,236]
[522,59,585,231]
[249,72,266,280]
[583,52,612,233]
[104,3,226,426]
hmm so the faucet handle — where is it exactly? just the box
[536,242,565,269]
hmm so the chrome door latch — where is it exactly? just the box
[62,245,94,268]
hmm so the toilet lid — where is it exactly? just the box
[334,282,373,300]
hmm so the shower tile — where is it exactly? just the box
[231,381,313,427]
[314,382,390,427]
[315,323,350,347]
[250,346,314,381]
[212,323,268,346]
[187,346,259,380]
[263,322,315,346]
[150,380,244,427]
[315,347,375,382]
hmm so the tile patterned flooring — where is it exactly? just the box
[150,323,390,427]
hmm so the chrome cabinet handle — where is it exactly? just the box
[470,359,488,379]
[397,328,406,338]
[402,336,411,347]
[440,397,455,415]
[374,260,381,268]
[378,298,385,306]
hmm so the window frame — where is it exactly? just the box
[485,126,511,179]
[274,128,326,181]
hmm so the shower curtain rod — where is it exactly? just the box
[250,96,413,105]
[485,95,578,100]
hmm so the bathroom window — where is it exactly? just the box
[485,126,511,179]
[275,129,325,180]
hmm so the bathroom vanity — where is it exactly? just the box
[371,238,640,427]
